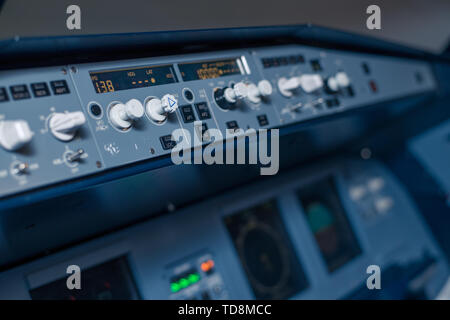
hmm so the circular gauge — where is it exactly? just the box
[235,220,291,295]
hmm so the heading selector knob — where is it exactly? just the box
[0,120,33,151]
[109,99,144,130]
[247,80,273,103]
[146,94,178,122]
[49,111,86,141]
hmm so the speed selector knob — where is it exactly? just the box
[146,94,178,122]
[247,80,273,103]
[109,99,145,130]
[277,76,301,97]
[49,111,86,141]
[0,120,33,151]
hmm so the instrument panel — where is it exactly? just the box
[0,159,446,299]
[0,44,436,199]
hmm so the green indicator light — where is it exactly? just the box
[188,273,200,284]
[179,278,189,289]
[170,283,180,293]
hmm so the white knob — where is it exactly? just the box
[224,82,248,103]
[277,77,301,97]
[146,94,178,122]
[299,74,323,93]
[109,99,144,130]
[0,120,33,151]
[49,111,86,141]
[258,80,273,97]
[325,76,339,92]
[335,72,350,88]
[247,80,273,103]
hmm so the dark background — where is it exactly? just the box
[0,0,449,54]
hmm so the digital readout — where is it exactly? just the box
[89,64,178,94]
[178,58,245,81]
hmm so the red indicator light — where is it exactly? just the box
[201,259,215,273]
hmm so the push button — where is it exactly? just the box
[50,80,70,95]
[160,135,176,150]
[194,102,211,120]
[257,114,269,127]
[31,82,50,98]
[10,84,30,100]
[226,121,239,131]
[180,105,196,123]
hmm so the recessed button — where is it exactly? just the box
[226,121,239,130]
[50,80,70,95]
[180,105,196,123]
[89,103,103,118]
[0,87,9,102]
[159,135,176,150]
[310,59,322,71]
[183,88,194,102]
[195,122,210,141]
[257,114,269,127]
[194,102,211,120]
[10,84,30,100]
[31,82,50,98]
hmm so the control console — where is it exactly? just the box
[0,45,435,198]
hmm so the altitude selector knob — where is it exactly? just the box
[0,120,33,151]
[49,111,86,141]
[109,99,145,130]
[146,94,178,122]
[214,82,248,109]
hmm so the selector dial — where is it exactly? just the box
[0,120,33,151]
[277,77,301,97]
[298,74,323,93]
[49,111,86,141]
[335,72,350,88]
[247,80,273,104]
[214,82,248,109]
[109,99,145,130]
[146,94,178,123]
[325,76,339,93]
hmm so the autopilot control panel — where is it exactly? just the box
[0,44,435,199]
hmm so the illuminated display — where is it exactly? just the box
[89,64,178,94]
[298,178,362,273]
[178,57,246,81]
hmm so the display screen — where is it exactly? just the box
[297,178,362,273]
[29,256,140,300]
[224,200,309,299]
[178,57,246,81]
[89,64,178,94]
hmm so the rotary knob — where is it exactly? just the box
[109,99,144,130]
[146,94,178,122]
[298,74,323,93]
[0,120,33,151]
[49,111,86,141]
[247,80,273,103]
[325,76,339,93]
[214,82,248,109]
[335,72,351,88]
[277,76,301,97]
